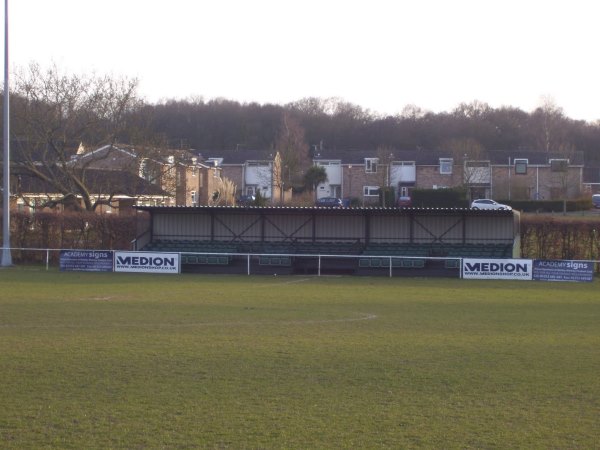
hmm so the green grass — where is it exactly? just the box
[1,269,599,449]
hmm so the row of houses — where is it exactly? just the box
[6,144,598,214]
[215,148,591,205]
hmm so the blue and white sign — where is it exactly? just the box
[533,260,594,282]
[59,250,114,272]
[114,251,180,274]
[462,258,533,280]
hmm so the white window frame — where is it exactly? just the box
[363,186,380,197]
[365,158,378,173]
[514,158,528,175]
[440,158,453,175]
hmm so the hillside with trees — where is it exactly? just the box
[147,97,600,165]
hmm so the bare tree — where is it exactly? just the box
[443,137,488,200]
[10,63,153,211]
[375,146,396,207]
[531,96,574,153]
[274,112,310,190]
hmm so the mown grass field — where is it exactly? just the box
[1,268,599,449]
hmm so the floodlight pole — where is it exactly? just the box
[2,0,12,266]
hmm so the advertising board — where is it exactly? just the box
[462,258,533,280]
[114,251,180,274]
[533,260,594,282]
[59,250,114,272]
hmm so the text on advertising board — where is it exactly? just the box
[114,251,180,274]
[462,258,533,280]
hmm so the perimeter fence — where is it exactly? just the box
[2,247,599,281]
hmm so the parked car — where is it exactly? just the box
[237,195,256,206]
[470,199,512,211]
[396,196,412,207]
[593,194,600,208]
[315,197,343,207]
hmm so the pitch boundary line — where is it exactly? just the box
[0,312,378,329]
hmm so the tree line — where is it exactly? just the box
[148,97,600,164]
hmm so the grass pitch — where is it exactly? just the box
[1,269,599,449]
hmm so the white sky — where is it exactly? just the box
[6,0,600,121]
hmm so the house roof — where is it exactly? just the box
[135,204,514,217]
[207,148,278,165]
[72,145,214,170]
[14,168,168,197]
[312,148,585,166]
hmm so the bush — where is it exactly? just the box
[378,187,396,207]
[521,215,600,260]
[411,188,469,208]
[505,199,593,212]
[1,210,148,251]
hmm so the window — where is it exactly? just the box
[365,158,378,173]
[363,186,380,196]
[550,159,569,172]
[191,191,197,206]
[514,158,528,175]
[439,158,453,174]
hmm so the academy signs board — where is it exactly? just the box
[462,258,533,280]
[533,260,594,282]
[60,250,114,272]
[114,251,180,274]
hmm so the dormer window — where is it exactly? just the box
[440,158,453,175]
[550,158,569,172]
[514,159,528,175]
[365,158,378,173]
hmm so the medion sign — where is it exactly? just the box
[114,251,180,274]
[462,258,533,280]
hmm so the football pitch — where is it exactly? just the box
[1,269,599,449]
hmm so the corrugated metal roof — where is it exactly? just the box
[134,204,514,216]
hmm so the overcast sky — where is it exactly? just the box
[6,0,600,121]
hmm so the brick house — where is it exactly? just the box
[77,145,223,207]
[208,149,290,204]
[7,144,225,213]
[313,149,585,205]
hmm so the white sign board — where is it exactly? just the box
[462,258,533,280]
[114,251,180,274]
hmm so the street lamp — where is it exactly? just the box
[2,0,12,266]
[347,165,353,199]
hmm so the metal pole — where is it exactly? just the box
[2,0,12,266]
[507,157,511,201]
